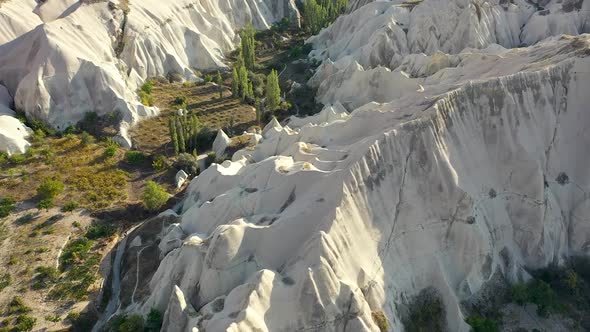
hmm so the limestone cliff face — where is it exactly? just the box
[121,26,590,332]
[0,0,298,147]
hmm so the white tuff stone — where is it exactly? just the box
[0,0,298,153]
[212,129,231,157]
[175,170,189,189]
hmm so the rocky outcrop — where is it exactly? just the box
[0,0,299,151]
[212,129,231,158]
[126,29,590,332]
[309,0,590,107]
[0,85,31,155]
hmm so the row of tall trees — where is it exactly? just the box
[240,24,257,71]
[231,25,282,113]
[303,0,348,34]
[168,113,200,155]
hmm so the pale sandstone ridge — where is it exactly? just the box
[0,85,31,155]
[114,1,590,330]
[0,0,299,149]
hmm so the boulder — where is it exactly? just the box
[175,170,189,189]
[212,129,231,157]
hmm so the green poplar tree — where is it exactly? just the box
[231,67,239,97]
[240,24,256,70]
[169,118,179,155]
[176,116,186,153]
[265,69,281,111]
[247,81,254,102]
[239,65,249,101]
[255,97,262,126]
[216,71,223,99]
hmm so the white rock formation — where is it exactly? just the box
[309,0,590,108]
[175,170,189,189]
[212,129,231,157]
[0,85,31,155]
[26,0,582,331]
[0,0,299,152]
[129,11,590,332]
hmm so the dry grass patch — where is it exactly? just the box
[130,80,257,154]
[0,134,129,210]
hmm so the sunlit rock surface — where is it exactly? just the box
[0,0,298,151]
[118,1,590,330]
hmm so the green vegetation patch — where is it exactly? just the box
[111,314,144,332]
[0,273,11,292]
[465,315,499,332]
[371,311,388,332]
[37,178,65,199]
[403,287,446,332]
[31,266,59,290]
[48,237,101,301]
[141,181,170,211]
[85,223,117,240]
[0,198,16,218]
[8,297,31,315]
[0,135,130,210]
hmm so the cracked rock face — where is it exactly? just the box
[0,0,298,150]
[121,1,590,329]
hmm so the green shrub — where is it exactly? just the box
[80,131,95,145]
[27,117,55,135]
[511,283,528,305]
[465,315,498,332]
[66,311,80,322]
[8,296,31,315]
[172,95,187,107]
[44,314,61,323]
[203,74,213,83]
[152,155,169,172]
[280,101,292,111]
[0,273,11,291]
[403,288,446,332]
[371,311,388,332]
[9,154,26,165]
[141,181,170,211]
[72,221,81,228]
[111,314,144,332]
[39,148,54,159]
[62,201,79,212]
[174,153,198,175]
[145,309,163,332]
[68,311,96,331]
[37,199,54,211]
[141,81,154,94]
[31,266,59,290]
[85,223,116,240]
[510,280,561,317]
[125,151,146,165]
[60,237,94,268]
[139,91,154,106]
[42,226,55,235]
[14,314,36,332]
[0,198,16,218]
[37,179,65,199]
[0,151,7,165]
[103,145,118,158]
[62,125,77,136]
